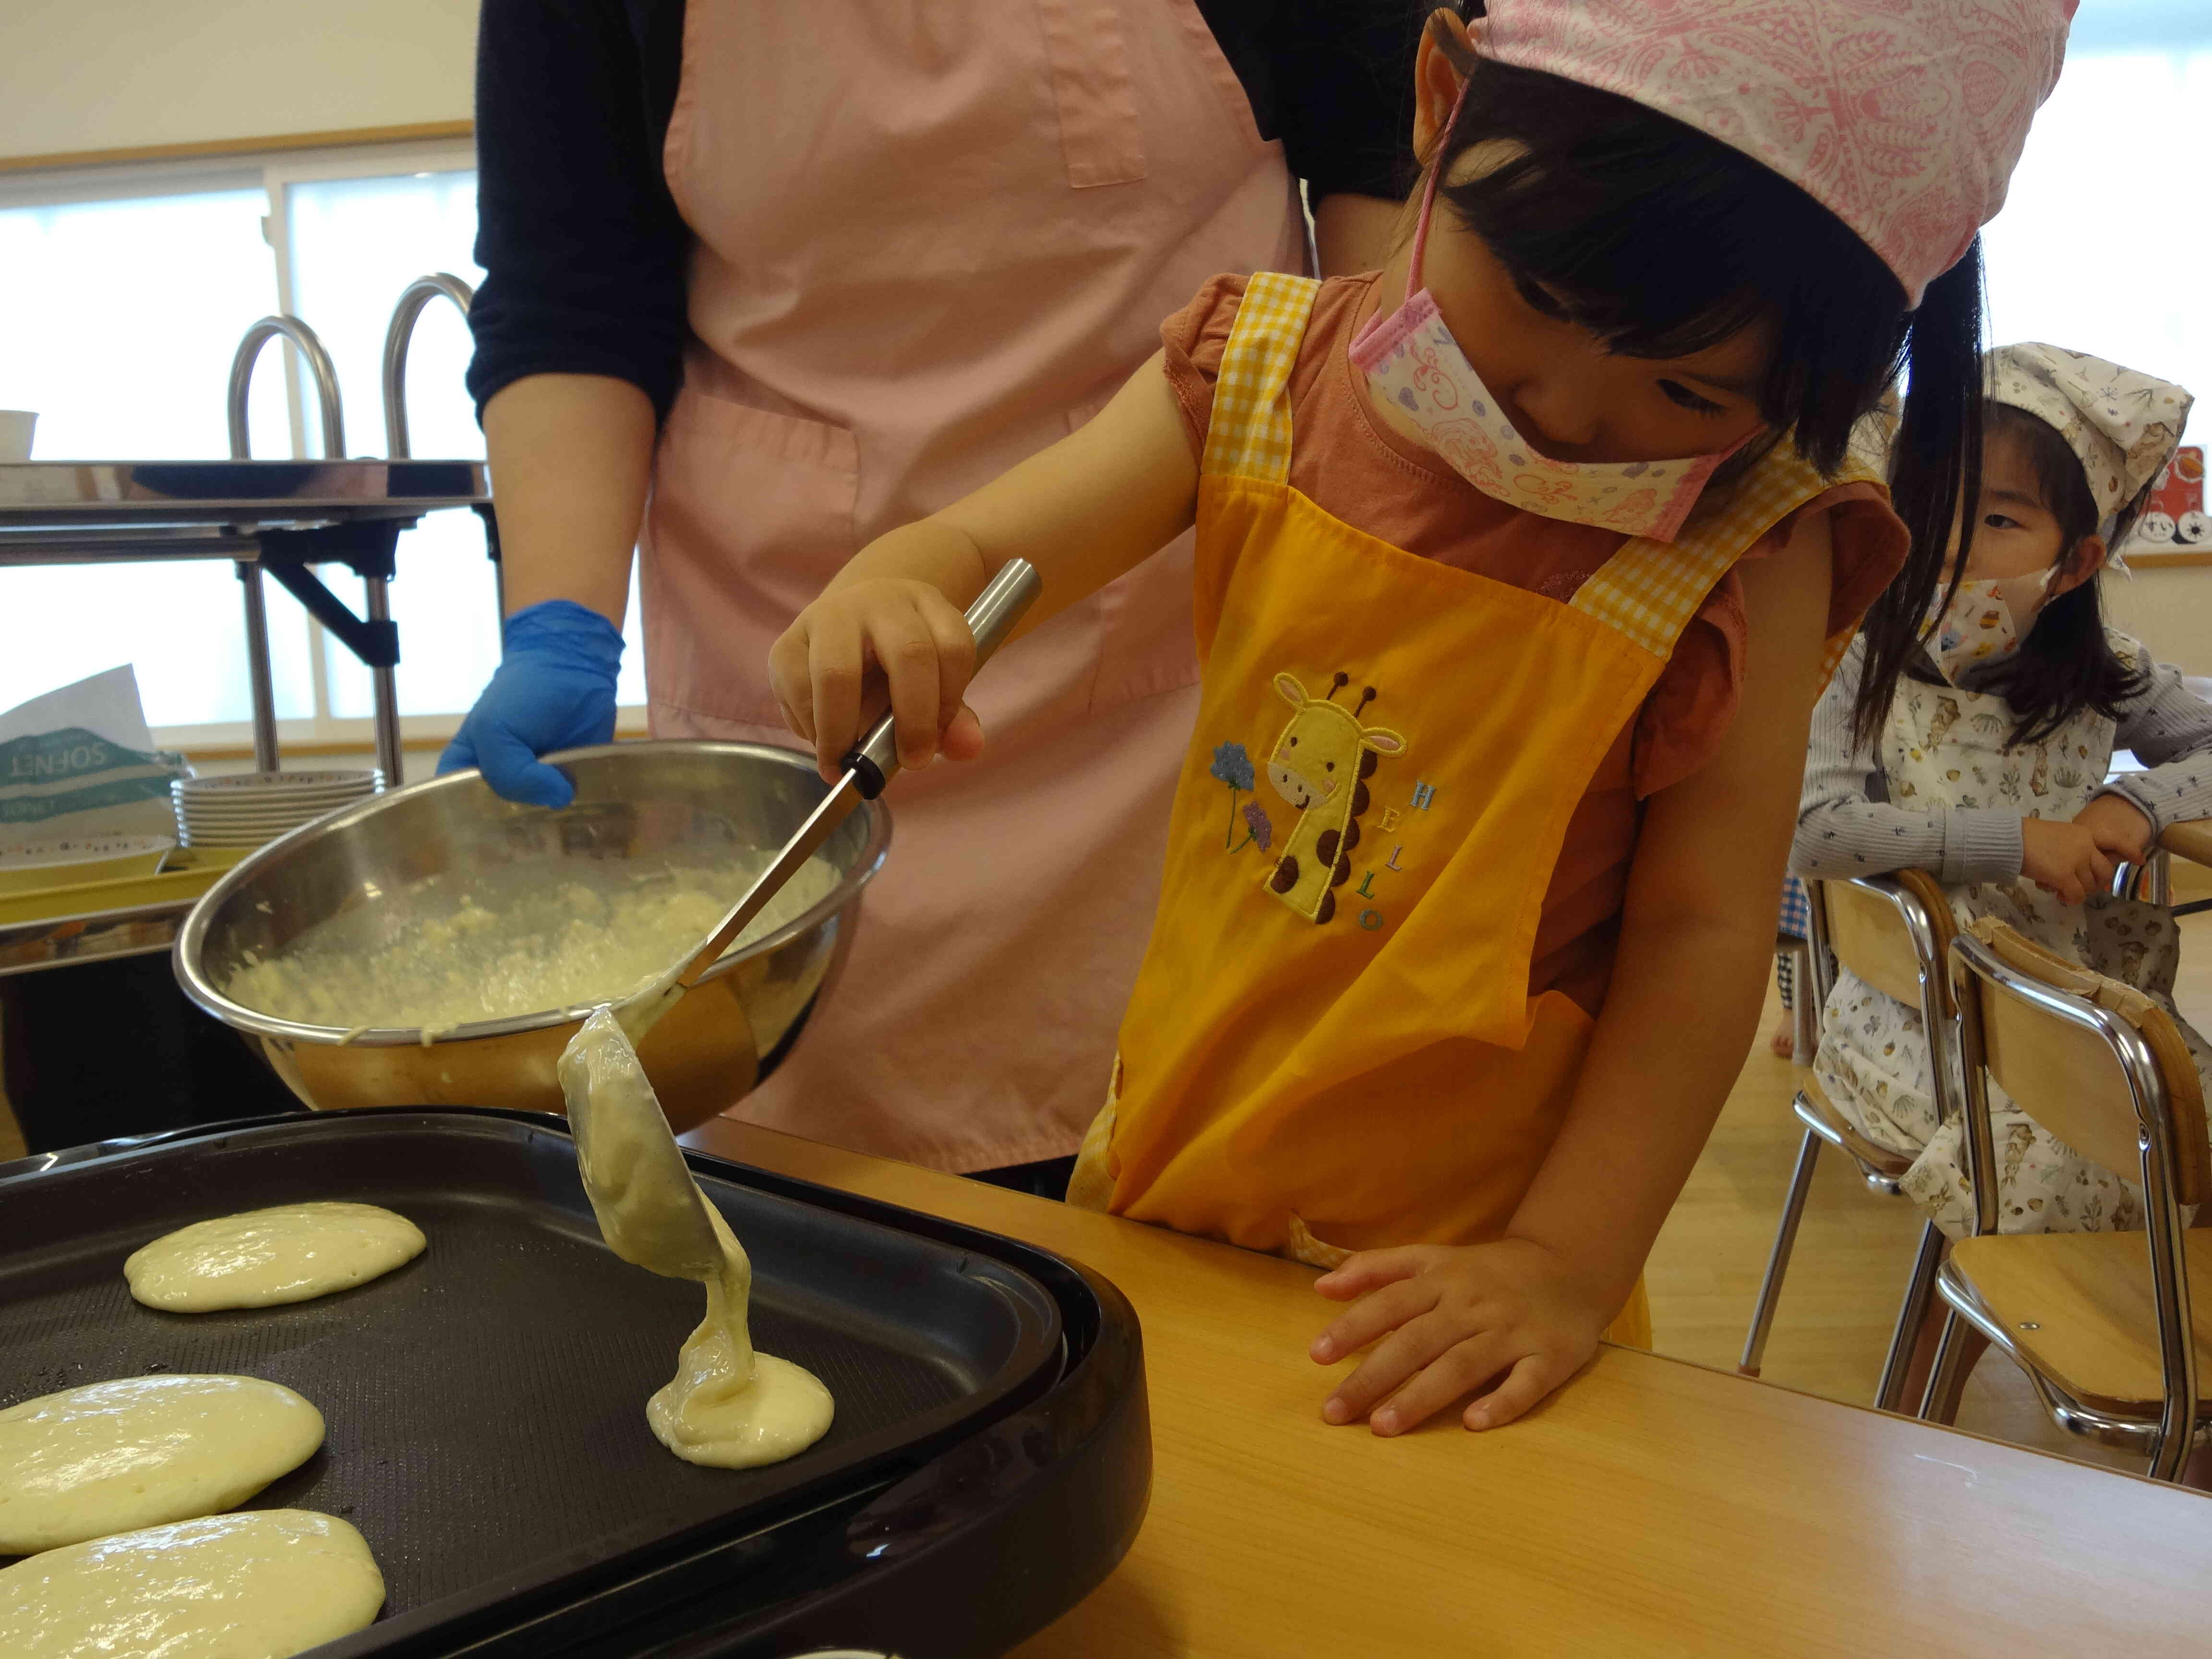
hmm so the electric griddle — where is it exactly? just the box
[0,1107,1148,1658]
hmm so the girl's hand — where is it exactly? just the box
[2020,817,2117,906]
[769,577,983,781]
[1309,1238,1611,1435]
[764,351,1199,781]
[2073,793,2154,867]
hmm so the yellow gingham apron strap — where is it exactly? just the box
[1569,443,1885,663]
[1199,271,1320,483]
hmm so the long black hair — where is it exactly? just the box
[1422,12,1984,744]
[1965,402,2147,746]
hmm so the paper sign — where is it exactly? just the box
[0,666,188,861]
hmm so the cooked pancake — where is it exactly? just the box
[0,1374,325,1556]
[125,1202,425,1312]
[0,1510,383,1659]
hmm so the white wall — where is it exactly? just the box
[0,0,475,161]
[2105,565,2212,678]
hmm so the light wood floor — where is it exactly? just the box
[1643,980,2137,1471]
[1647,907,2212,1475]
[3,909,2204,1475]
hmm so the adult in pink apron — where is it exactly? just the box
[457,0,1419,1176]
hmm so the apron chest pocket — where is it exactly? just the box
[1033,0,1149,188]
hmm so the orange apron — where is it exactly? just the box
[1070,274,1876,1344]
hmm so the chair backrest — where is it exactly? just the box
[1812,871,1957,1019]
[1957,919,2210,1210]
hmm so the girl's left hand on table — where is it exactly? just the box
[1309,1238,1611,1436]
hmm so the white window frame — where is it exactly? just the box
[0,142,651,760]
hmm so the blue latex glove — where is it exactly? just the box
[439,600,623,809]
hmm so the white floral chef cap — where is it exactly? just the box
[1984,343,2193,519]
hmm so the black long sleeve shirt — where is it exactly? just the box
[466,0,1424,421]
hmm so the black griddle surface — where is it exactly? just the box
[0,1112,1063,1648]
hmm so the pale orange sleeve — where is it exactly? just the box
[1158,272,1253,459]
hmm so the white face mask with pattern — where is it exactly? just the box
[1923,566,2055,683]
[1346,79,1746,543]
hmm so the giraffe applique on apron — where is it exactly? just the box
[1069,274,1881,1330]
[1815,645,2212,1237]
[1250,671,1407,924]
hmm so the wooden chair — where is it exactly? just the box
[1739,873,1956,1412]
[1920,919,2212,1481]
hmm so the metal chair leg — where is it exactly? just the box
[1741,1128,1822,1377]
[1919,1308,1978,1425]
[1875,1221,1945,1413]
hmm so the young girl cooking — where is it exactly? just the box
[771,0,2072,1435]
[1799,343,2212,1238]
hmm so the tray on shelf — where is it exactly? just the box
[0,846,250,929]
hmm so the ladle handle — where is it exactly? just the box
[841,558,1042,800]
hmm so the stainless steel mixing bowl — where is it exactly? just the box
[174,742,889,1131]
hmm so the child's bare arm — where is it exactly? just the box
[1508,512,1834,1307]
[1310,510,1835,1435]
[769,353,1197,777]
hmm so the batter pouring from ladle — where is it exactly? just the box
[560,1008,833,1468]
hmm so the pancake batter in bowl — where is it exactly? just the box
[222,854,840,1032]
[558,1008,833,1468]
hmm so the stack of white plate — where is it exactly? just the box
[172,770,383,850]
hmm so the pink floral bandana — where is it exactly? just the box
[1478,0,2078,304]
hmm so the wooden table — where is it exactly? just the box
[2160,817,2212,870]
[684,1119,2212,1657]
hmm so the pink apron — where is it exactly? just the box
[644,0,1309,1169]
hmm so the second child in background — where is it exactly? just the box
[1798,344,2212,1237]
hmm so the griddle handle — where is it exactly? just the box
[837,558,1040,799]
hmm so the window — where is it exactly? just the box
[276,161,499,729]
[1983,6,2212,413]
[5,12,2204,751]
[0,142,646,757]
[0,178,314,727]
